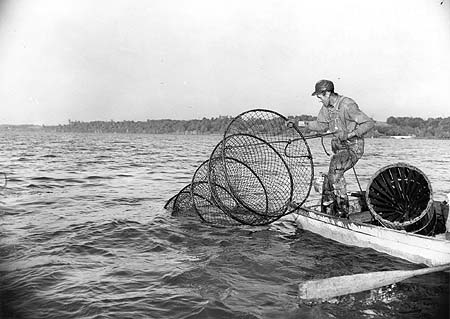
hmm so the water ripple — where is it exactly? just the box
[0,132,448,318]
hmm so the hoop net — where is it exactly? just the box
[165,109,314,226]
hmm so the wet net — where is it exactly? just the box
[165,109,314,226]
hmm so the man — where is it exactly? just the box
[306,79,374,217]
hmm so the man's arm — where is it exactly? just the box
[345,103,375,138]
[306,121,329,132]
[306,107,330,132]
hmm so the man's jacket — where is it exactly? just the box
[308,95,375,157]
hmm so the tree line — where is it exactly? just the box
[44,115,450,138]
[47,115,316,134]
[378,116,450,138]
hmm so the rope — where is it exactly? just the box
[321,135,331,156]
[352,166,363,193]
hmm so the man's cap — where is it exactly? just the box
[312,79,334,96]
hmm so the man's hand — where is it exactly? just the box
[286,120,310,130]
[285,119,296,128]
[336,130,348,142]
[335,130,356,141]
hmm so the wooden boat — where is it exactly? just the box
[290,204,450,267]
[287,162,450,267]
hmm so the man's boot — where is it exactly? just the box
[335,195,349,218]
[321,175,335,215]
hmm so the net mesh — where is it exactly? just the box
[164,184,195,216]
[165,109,314,226]
[224,110,314,211]
[192,159,241,226]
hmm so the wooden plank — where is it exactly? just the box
[298,263,450,300]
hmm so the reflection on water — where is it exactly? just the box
[0,131,448,318]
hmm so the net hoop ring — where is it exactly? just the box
[190,159,241,226]
[208,152,269,218]
[220,133,294,218]
[223,109,314,210]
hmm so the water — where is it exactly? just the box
[0,131,449,319]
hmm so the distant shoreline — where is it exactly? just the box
[1,115,450,139]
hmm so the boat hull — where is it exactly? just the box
[291,207,450,267]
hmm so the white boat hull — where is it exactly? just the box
[291,207,450,267]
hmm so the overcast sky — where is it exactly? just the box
[0,0,449,125]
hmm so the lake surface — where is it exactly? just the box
[0,131,449,318]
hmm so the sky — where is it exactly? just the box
[0,0,449,125]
